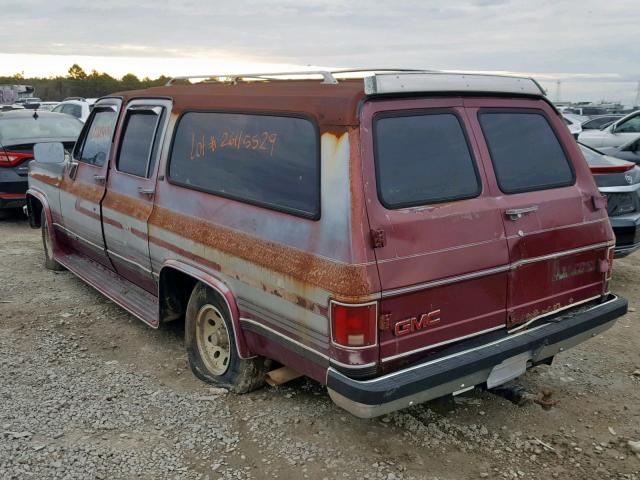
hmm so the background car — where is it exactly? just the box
[580,114,624,130]
[579,110,640,148]
[0,110,82,216]
[598,135,640,164]
[562,113,587,138]
[36,101,60,112]
[52,98,95,122]
[565,106,608,117]
[580,142,640,257]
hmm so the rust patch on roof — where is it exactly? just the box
[116,80,366,127]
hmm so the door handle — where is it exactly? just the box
[138,186,155,198]
[93,174,106,185]
[67,161,79,180]
[505,205,538,220]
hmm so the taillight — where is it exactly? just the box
[330,301,377,347]
[0,151,32,167]
[590,162,634,174]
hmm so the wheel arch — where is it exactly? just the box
[25,188,49,229]
[158,259,255,359]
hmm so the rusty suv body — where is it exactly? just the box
[26,70,628,417]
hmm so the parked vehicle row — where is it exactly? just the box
[580,143,640,256]
[52,98,96,123]
[0,110,82,215]
[580,110,640,148]
[581,114,624,131]
[25,70,627,417]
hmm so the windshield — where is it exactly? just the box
[0,114,82,143]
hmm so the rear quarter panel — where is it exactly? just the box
[148,115,380,380]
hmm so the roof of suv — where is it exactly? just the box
[114,71,548,127]
[117,79,367,126]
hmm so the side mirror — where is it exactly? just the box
[34,142,65,164]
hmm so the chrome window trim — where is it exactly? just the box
[381,241,612,298]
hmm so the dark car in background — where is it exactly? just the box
[0,110,82,216]
[598,136,640,165]
[581,115,624,131]
[580,142,640,257]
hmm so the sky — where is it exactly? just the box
[1,0,639,105]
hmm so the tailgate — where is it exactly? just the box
[463,97,613,329]
[359,97,511,366]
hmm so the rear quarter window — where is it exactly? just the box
[479,111,574,194]
[373,112,481,209]
[168,112,319,218]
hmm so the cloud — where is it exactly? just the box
[0,0,637,104]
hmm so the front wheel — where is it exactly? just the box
[185,282,267,393]
[41,210,64,271]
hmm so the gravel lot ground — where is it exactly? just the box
[1,213,639,480]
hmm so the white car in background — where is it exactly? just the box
[562,113,587,138]
[52,98,96,123]
[579,110,640,148]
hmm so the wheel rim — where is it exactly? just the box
[43,220,53,258]
[195,304,231,376]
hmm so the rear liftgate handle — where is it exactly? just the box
[505,205,538,221]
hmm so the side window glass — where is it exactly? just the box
[70,104,82,119]
[617,116,640,133]
[75,107,119,166]
[168,112,319,218]
[117,109,162,177]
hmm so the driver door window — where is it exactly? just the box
[75,108,119,166]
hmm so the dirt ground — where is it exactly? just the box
[1,213,639,480]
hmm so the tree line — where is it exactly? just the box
[0,64,171,101]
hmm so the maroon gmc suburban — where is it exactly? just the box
[26,70,627,417]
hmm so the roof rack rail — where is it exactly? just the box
[166,71,339,86]
[331,68,432,76]
[164,69,546,97]
[164,68,434,86]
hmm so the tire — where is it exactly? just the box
[185,282,266,393]
[41,210,64,271]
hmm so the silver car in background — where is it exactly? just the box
[580,143,640,257]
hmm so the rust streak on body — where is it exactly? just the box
[149,206,372,297]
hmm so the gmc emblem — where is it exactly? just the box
[394,309,441,336]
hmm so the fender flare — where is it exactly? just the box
[26,188,60,254]
[26,188,52,224]
[159,259,255,359]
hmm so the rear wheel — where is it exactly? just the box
[185,282,266,393]
[41,210,63,271]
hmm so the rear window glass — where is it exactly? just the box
[479,112,574,193]
[168,112,319,218]
[0,114,82,143]
[373,112,480,208]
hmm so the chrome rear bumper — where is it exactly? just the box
[327,294,627,418]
